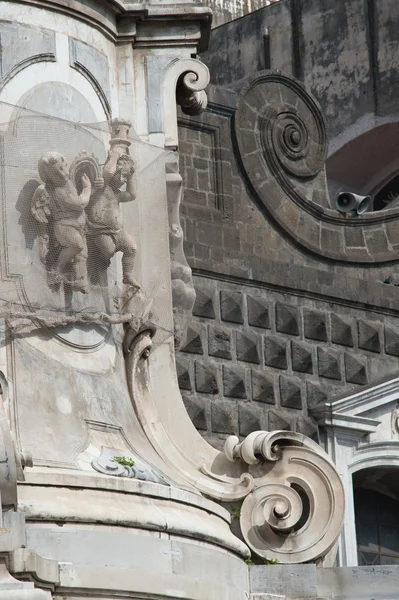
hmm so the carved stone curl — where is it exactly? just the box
[225,431,345,564]
[176,71,208,116]
[234,70,399,263]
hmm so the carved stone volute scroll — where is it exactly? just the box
[234,70,399,263]
[163,58,210,148]
[224,431,345,564]
[125,322,345,563]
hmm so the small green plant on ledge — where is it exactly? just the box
[113,456,135,468]
[245,557,254,565]
[263,557,280,565]
[231,507,241,520]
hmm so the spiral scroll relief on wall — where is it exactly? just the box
[234,70,399,263]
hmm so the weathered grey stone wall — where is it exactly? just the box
[202,0,399,154]
[178,275,399,448]
[177,78,399,445]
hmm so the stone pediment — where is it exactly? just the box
[311,374,399,444]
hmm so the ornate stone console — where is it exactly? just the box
[0,2,345,599]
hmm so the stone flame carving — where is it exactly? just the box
[224,431,345,564]
[166,155,196,349]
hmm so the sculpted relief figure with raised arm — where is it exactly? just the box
[87,120,139,291]
[31,152,92,294]
[30,120,139,301]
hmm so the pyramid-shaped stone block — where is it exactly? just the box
[239,404,262,437]
[358,320,381,353]
[220,290,244,324]
[317,347,341,380]
[279,376,302,410]
[247,296,270,329]
[331,313,354,347]
[181,322,204,355]
[222,365,247,399]
[264,336,287,369]
[211,402,237,435]
[385,325,399,357]
[208,326,232,359]
[193,286,216,319]
[303,310,327,342]
[176,357,191,390]
[345,353,368,385]
[268,409,292,431]
[195,362,218,394]
[291,341,313,374]
[276,303,299,335]
[182,395,207,430]
[306,381,327,409]
[251,370,275,404]
[236,330,260,364]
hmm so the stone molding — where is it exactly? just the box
[234,70,399,263]
[311,375,399,566]
[13,0,212,46]
[125,328,345,564]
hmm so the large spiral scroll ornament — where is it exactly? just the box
[235,70,399,262]
[225,431,345,564]
[263,101,326,179]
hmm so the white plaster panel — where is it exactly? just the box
[0,5,119,116]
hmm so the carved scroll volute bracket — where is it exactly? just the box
[163,58,210,149]
[224,431,346,564]
[125,329,345,564]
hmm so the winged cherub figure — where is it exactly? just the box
[31,152,91,293]
[87,146,138,289]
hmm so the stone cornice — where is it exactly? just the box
[11,0,212,48]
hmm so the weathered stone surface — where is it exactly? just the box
[239,404,262,436]
[195,362,219,394]
[211,402,237,434]
[344,353,368,385]
[358,320,381,353]
[385,325,399,357]
[182,394,207,430]
[247,296,270,329]
[251,370,275,404]
[264,336,287,369]
[306,381,327,409]
[303,310,327,342]
[276,303,299,335]
[268,410,292,431]
[176,357,191,390]
[181,322,204,355]
[318,348,341,380]
[193,286,217,319]
[236,330,260,364]
[279,376,302,410]
[220,290,244,324]
[331,313,354,347]
[208,325,232,359]
[291,341,313,374]
[222,365,247,398]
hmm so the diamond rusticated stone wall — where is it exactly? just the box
[177,277,399,448]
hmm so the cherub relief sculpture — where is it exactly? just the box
[30,120,139,298]
[86,119,139,290]
[31,152,92,293]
